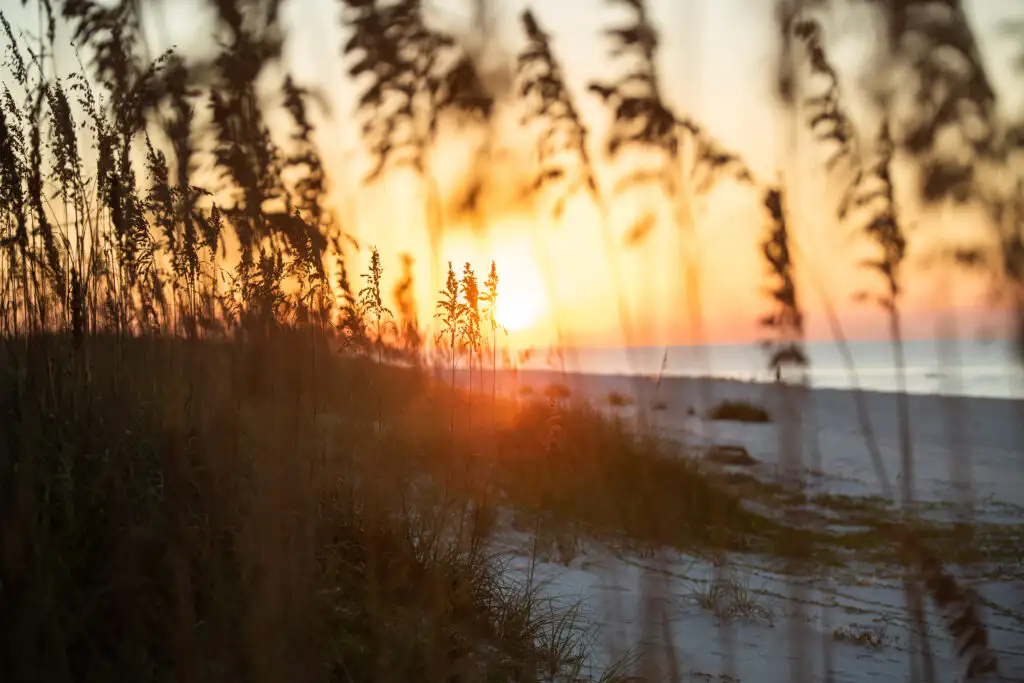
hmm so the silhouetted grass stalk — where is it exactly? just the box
[587,1,761,674]
[760,186,813,683]
[792,17,1010,681]
[460,262,481,434]
[360,246,393,431]
[481,261,500,436]
[517,9,639,394]
[341,0,493,368]
[436,261,467,443]
[789,17,895,497]
[789,239,893,497]
[875,123,938,682]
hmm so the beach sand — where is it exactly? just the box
[497,369,1024,511]
[468,368,1024,681]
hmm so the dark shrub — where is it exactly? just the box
[708,400,771,423]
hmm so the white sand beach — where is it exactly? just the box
[473,369,1024,682]
[497,537,1024,683]
[499,370,1024,512]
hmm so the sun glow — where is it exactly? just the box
[438,231,553,339]
[497,277,547,332]
[493,250,549,334]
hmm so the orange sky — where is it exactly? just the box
[303,0,1022,349]
[7,0,1022,349]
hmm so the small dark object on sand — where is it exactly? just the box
[705,444,758,466]
[708,400,771,423]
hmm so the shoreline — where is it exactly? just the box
[480,336,1024,400]
[469,366,1024,407]
[452,367,1024,510]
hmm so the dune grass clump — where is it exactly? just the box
[704,444,758,467]
[832,623,895,650]
[491,401,777,552]
[5,328,696,683]
[708,399,772,423]
[543,382,572,401]
[1,335,608,683]
[606,390,633,408]
[690,575,774,626]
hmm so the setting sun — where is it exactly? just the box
[441,231,553,339]
[490,238,552,336]
[497,280,547,332]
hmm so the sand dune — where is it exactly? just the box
[467,368,1024,681]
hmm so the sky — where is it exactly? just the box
[5,0,1023,349]
[324,0,1023,348]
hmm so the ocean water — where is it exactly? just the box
[521,338,1024,400]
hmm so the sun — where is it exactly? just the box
[440,231,552,339]
[491,247,549,334]
[497,279,547,332]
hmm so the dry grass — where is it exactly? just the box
[1,333,672,683]
[832,623,895,650]
[0,1,1019,681]
[689,575,775,626]
[0,330,794,682]
[606,390,633,408]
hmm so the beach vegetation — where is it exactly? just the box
[708,399,772,423]
[0,0,1019,681]
[542,382,573,401]
[606,390,633,408]
[690,574,775,626]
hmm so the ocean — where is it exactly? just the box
[518,337,1024,400]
